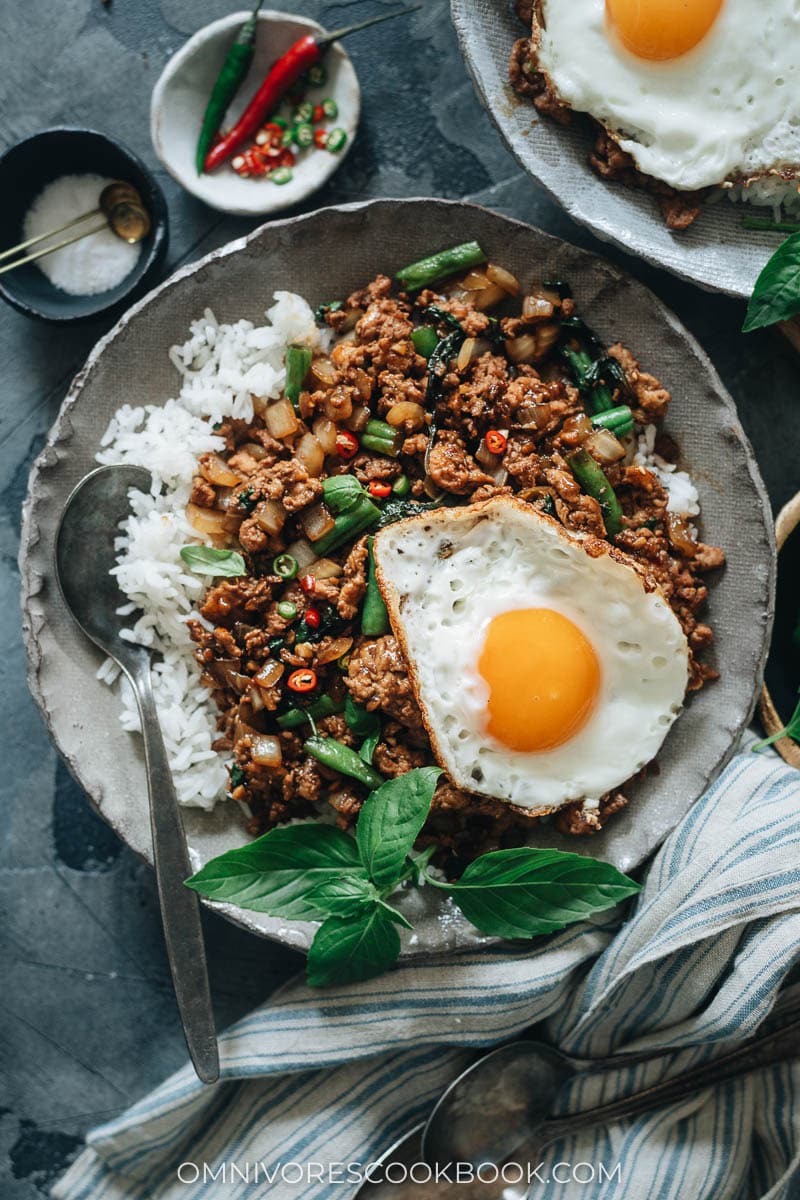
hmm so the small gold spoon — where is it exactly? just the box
[0,181,151,275]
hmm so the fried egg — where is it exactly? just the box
[373,498,689,812]
[534,0,800,191]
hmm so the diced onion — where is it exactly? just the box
[312,417,338,454]
[472,283,506,312]
[186,502,241,536]
[561,413,594,442]
[240,440,268,461]
[310,357,338,388]
[345,403,371,432]
[505,334,539,364]
[353,369,373,402]
[301,502,336,542]
[522,293,556,321]
[386,401,425,430]
[486,263,520,295]
[295,432,326,477]
[585,428,625,464]
[309,557,343,580]
[200,453,241,487]
[286,537,317,569]
[476,439,502,469]
[253,499,285,535]
[265,396,299,439]
[321,386,353,422]
[667,513,697,558]
[249,685,265,713]
[255,660,285,688]
[338,307,364,332]
[250,734,283,768]
[207,659,250,693]
[316,636,354,665]
[251,394,269,418]
[214,486,241,512]
[461,269,490,291]
[456,338,476,371]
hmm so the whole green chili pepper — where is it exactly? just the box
[304,734,384,789]
[196,0,264,175]
[361,536,390,637]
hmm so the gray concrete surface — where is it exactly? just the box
[1,1,799,1195]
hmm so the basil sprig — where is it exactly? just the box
[180,545,246,577]
[186,769,640,987]
[743,231,800,332]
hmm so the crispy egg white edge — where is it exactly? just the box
[373,497,690,813]
[532,0,800,192]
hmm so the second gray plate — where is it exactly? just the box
[451,0,784,299]
[20,199,774,955]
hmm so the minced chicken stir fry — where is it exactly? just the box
[185,246,724,870]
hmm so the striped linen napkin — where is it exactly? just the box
[54,752,800,1200]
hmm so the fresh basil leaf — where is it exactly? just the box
[743,231,800,331]
[359,731,380,765]
[430,847,640,940]
[306,905,401,987]
[180,545,246,577]
[306,875,379,918]
[344,694,381,739]
[185,823,366,919]
[356,766,442,891]
[376,899,413,930]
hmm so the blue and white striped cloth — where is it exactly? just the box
[54,752,800,1199]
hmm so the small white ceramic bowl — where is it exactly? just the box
[151,10,360,216]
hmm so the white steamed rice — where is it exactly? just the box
[95,292,329,808]
[96,297,702,810]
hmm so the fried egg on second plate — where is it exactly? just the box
[373,497,689,813]
[533,0,800,192]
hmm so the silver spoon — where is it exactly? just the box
[405,1012,800,1198]
[55,464,219,1084]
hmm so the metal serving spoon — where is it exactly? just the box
[55,464,219,1084]
[398,1011,800,1198]
[0,180,151,276]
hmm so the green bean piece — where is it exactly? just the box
[395,241,487,292]
[196,0,263,173]
[742,216,800,233]
[304,734,384,789]
[312,495,381,556]
[285,344,312,409]
[361,536,390,637]
[276,600,298,620]
[361,420,401,458]
[411,326,439,358]
[276,695,343,730]
[591,405,634,437]
[567,449,624,537]
[392,474,411,497]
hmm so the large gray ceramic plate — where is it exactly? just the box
[451,0,783,299]
[20,199,775,956]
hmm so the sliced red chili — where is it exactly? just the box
[313,129,328,149]
[336,430,359,459]
[299,574,316,594]
[312,104,325,124]
[287,668,317,693]
[368,481,392,499]
[485,429,507,455]
[304,607,321,630]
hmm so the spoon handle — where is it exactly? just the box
[538,1011,800,1145]
[132,660,220,1084]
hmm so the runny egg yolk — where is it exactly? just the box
[478,609,601,753]
[605,0,723,61]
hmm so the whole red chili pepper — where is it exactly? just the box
[204,6,420,172]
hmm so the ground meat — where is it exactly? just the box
[346,636,426,738]
[190,476,216,507]
[251,458,322,514]
[337,537,369,620]
[188,268,721,855]
[427,431,494,495]
[509,37,572,123]
[556,791,629,836]
[608,343,671,423]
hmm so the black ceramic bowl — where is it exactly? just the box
[0,128,168,322]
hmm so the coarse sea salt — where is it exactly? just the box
[23,173,141,296]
